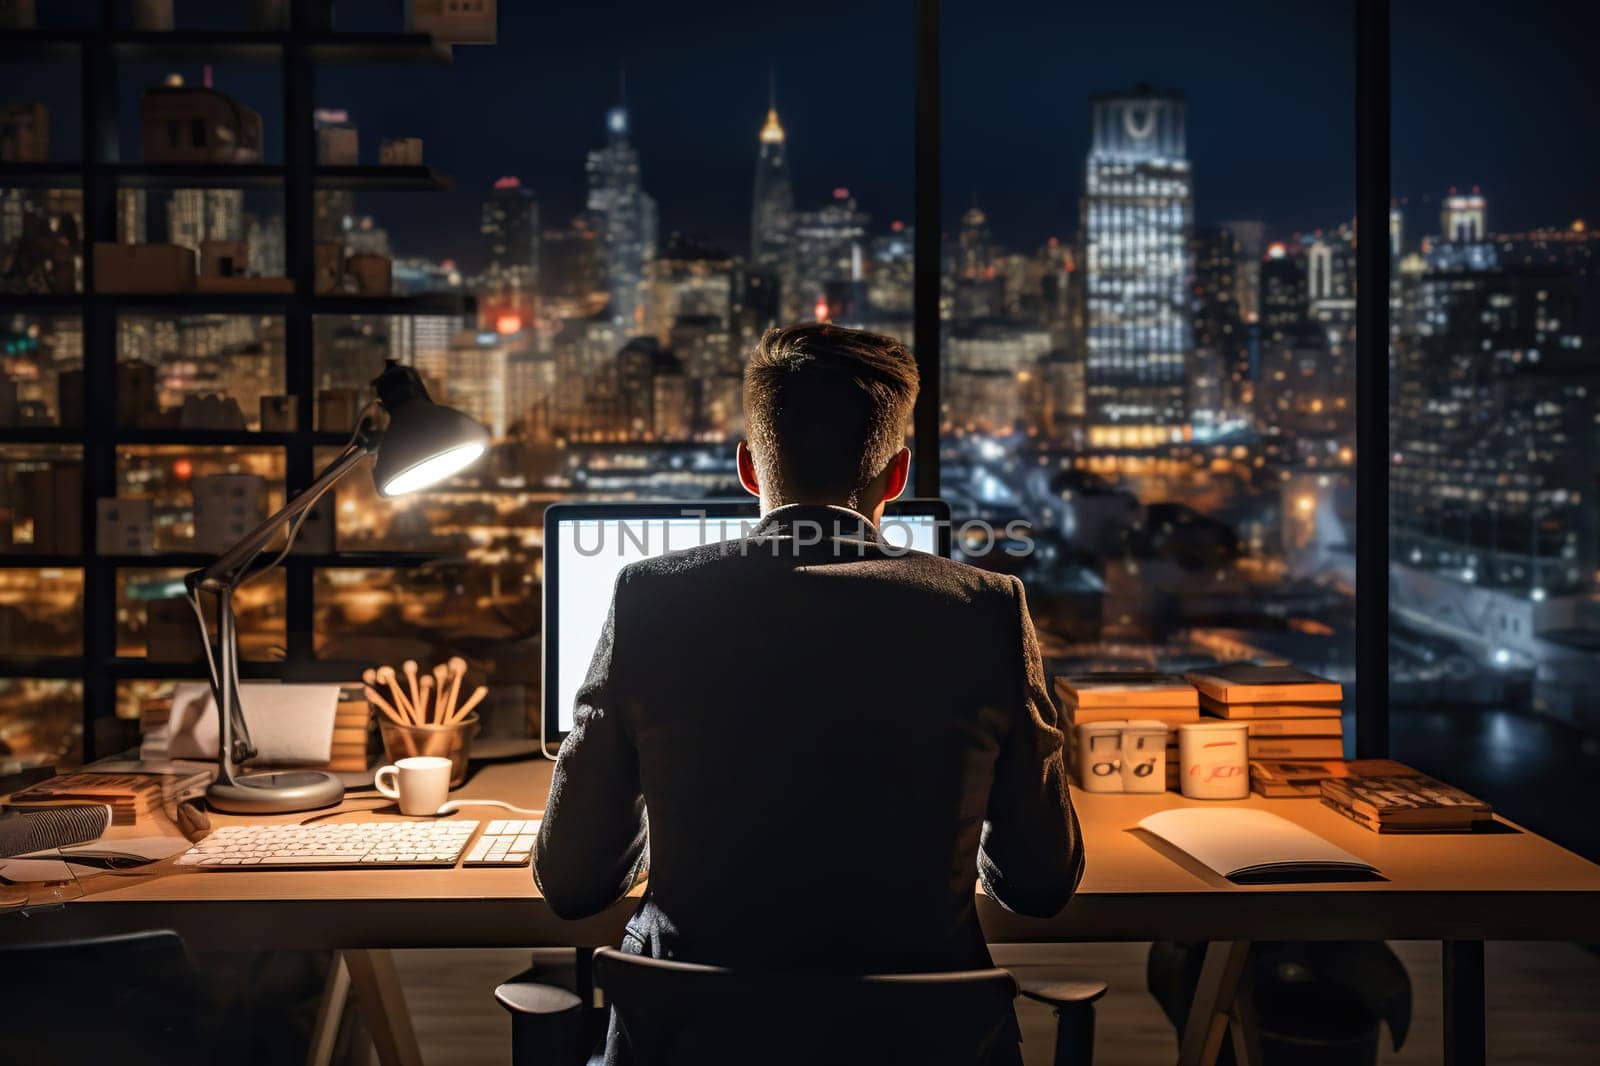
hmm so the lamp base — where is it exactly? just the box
[207,769,346,814]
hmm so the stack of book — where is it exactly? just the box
[7,769,211,826]
[326,694,377,772]
[1055,672,1200,790]
[1185,664,1345,768]
[1320,760,1493,833]
[1248,757,1363,798]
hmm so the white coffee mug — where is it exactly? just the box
[374,756,452,816]
[1177,721,1251,800]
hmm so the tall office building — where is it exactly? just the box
[791,188,869,322]
[750,77,794,277]
[1190,225,1249,424]
[1441,188,1487,243]
[314,108,355,245]
[1082,86,1193,447]
[586,97,658,334]
[480,176,540,324]
[166,188,243,250]
[1221,218,1265,323]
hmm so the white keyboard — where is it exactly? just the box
[463,818,542,867]
[177,820,480,869]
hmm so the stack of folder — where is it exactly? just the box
[1054,672,1199,791]
[1320,760,1493,833]
[1185,664,1346,774]
[7,769,210,826]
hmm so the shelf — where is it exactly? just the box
[103,657,376,682]
[315,165,452,192]
[0,293,84,311]
[0,551,445,569]
[104,658,287,681]
[111,163,283,189]
[0,29,83,61]
[312,292,475,316]
[0,555,85,569]
[0,163,82,187]
[0,657,90,680]
[0,426,85,444]
[0,28,454,66]
[3,291,472,315]
[60,164,453,191]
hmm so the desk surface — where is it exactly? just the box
[6,758,1600,949]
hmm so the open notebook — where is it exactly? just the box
[1139,808,1380,884]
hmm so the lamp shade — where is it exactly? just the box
[370,361,490,497]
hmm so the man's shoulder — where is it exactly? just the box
[618,537,1019,601]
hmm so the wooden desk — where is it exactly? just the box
[5,758,1600,1066]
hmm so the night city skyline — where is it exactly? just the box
[8,0,1595,266]
[3,0,1600,863]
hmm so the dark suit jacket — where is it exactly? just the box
[535,505,1083,1059]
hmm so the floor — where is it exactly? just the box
[388,940,1600,1065]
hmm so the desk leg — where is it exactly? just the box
[1177,940,1250,1066]
[343,948,425,1066]
[306,953,351,1066]
[1443,940,1487,1066]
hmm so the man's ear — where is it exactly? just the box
[736,440,761,498]
[882,446,911,503]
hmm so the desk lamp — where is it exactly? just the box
[186,360,490,814]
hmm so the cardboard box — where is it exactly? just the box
[345,254,391,295]
[200,239,251,278]
[260,395,297,432]
[146,597,206,661]
[94,243,196,294]
[0,2,37,30]
[379,138,423,166]
[192,473,264,554]
[0,101,48,162]
[141,87,263,164]
[407,0,496,44]
[315,242,344,294]
[97,498,155,556]
[195,275,294,294]
[318,125,359,166]
[317,388,362,432]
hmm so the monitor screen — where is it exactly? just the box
[543,501,947,742]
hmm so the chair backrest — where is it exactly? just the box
[0,929,200,1066]
[593,947,1017,1066]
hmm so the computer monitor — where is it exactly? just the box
[541,499,950,753]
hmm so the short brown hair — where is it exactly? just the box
[742,323,919,507]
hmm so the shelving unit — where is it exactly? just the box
[0,3,475,760]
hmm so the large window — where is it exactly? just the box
[1388,1,1600,856]
[6,1,1598,823]
[939,2,1357,717]
[301,1,912,745]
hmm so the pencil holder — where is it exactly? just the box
[378,713,478,789]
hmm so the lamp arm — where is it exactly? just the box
[187,437,376,594]
[184,435,376,780]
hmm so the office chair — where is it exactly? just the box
[497,948,1104,1065]
[0,929,201,1066]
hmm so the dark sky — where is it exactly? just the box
[8,1,1598,269]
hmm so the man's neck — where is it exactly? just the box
[761,497,883,525]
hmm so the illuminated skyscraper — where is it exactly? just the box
[750,75,794,278]
[586,92,658,334]
[1190,225,1248,423]
[792,188,868,322]
[1441,187,1487,242]
[480,176,540,323]
[1082,86,1193,447]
